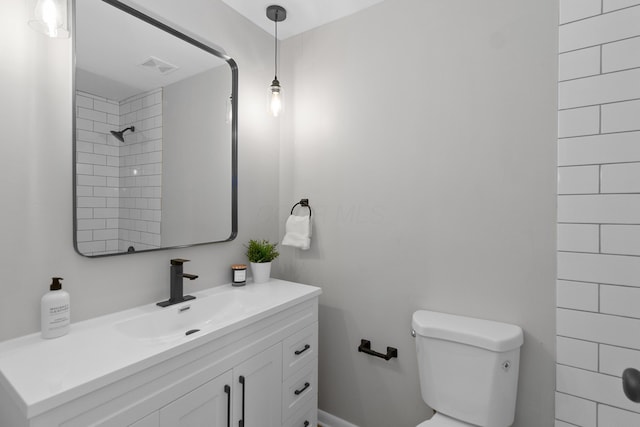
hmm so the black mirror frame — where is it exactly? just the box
[72,0,238,257]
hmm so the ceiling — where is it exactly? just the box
[220,0,385,40]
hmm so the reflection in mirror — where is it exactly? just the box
[73,0,237,257]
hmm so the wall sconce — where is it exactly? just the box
[28,0,69,38]
[266,5,286,117]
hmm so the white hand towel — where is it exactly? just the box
[282,214,312,250]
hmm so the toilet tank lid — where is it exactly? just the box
[412,310,523,352]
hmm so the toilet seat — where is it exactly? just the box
[417,413,473,427]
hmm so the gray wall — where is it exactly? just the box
[0,0,280,340]
[276,0,558,426]
[163,66,232,247]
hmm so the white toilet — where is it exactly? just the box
[412,310,524,427]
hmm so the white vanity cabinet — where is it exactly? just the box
[0,280,320,427]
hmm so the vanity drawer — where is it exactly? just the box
[282,322,318,379]
[282,360,317,422]
[283,396,317,427]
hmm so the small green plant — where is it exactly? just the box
[245,239,280,263]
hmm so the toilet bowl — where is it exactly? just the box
[417,413,473,427]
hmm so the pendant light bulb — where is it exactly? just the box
[266,5,286,117]
[269,78,282,117]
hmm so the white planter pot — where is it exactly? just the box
[250,262,272,284]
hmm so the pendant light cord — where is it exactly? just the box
[274,10,279,79]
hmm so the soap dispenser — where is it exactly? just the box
[41,277,70,339]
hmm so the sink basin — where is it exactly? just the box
[114,288,263,344]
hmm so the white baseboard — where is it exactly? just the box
[318,409,360,427]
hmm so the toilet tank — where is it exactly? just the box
[412,310,524,427]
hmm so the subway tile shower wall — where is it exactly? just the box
[557,1,640,426]
[75,89,163,256]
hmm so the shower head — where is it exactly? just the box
[110,126,135,143]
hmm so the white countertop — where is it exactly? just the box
[0,279,321,419]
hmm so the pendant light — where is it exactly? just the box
[267,5,286,117]
[28,0,69,38]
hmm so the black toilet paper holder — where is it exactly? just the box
[358,339,398,361]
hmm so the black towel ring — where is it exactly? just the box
[290,198,312,218]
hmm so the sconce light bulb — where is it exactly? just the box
[41,0,59,37]
[30,0,68,38]
[269,78,282,117]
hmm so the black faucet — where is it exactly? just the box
[157,258,198,307]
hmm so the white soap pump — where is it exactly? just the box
[41,277,70,339]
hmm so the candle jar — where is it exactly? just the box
[231,264,247,286]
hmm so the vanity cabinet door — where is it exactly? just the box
[233,343,283,427]
[159,370,233,427]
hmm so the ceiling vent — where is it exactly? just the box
[138,56,178,75]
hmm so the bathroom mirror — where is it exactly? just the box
[73,0,237,257]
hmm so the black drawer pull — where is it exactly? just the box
[294,344,311,356]
[294,382,310,395]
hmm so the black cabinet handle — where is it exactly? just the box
[239,376,245,427]
[294,344,311,356]
[294,382,310,396]
[224,385,231,427]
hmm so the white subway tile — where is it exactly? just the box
[557,280,599,311]
[559,131,640,166]
[555,392,597,427]
[558,308,640,349]
[76,152,107,166]
[601,163,640,193]
[599,405,640,426]
[76,208,93,219]
[77,241,106,254]
[76,185,93,197]
[76,140,93,153]
[76,118,93,131]
[600,344,640,376]
[77,219,106,230]
[602,99,640,133]
[559,47,601,81]
[76,175,106,187]
[558,165,600,194]
[76,230,93,243]
[105,240,119,252]
[557,336,599,370]
[93,99,119,115]
[601,285,640,318]
[76,129,106,144]
[558,68,640,109]
[557,223,599,253]
[75,164,93,176]
[93,229,118,241]
[560,6,640,52]
[77,197,106,208]
[602,225,640,255]
[93,208,119,219]
[603,36,640,72]
[559,252,640,286]
[76,94,93,109]
[560,0,602,24]
[557,364,640,412]
[78,107,107,123]
[558,106,600,138]
[558,194,640,223]
[603,0,640,12]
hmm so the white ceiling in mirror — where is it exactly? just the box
[76,0,227,101]
[221,0,385,40]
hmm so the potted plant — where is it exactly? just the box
[245,239,279,284]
